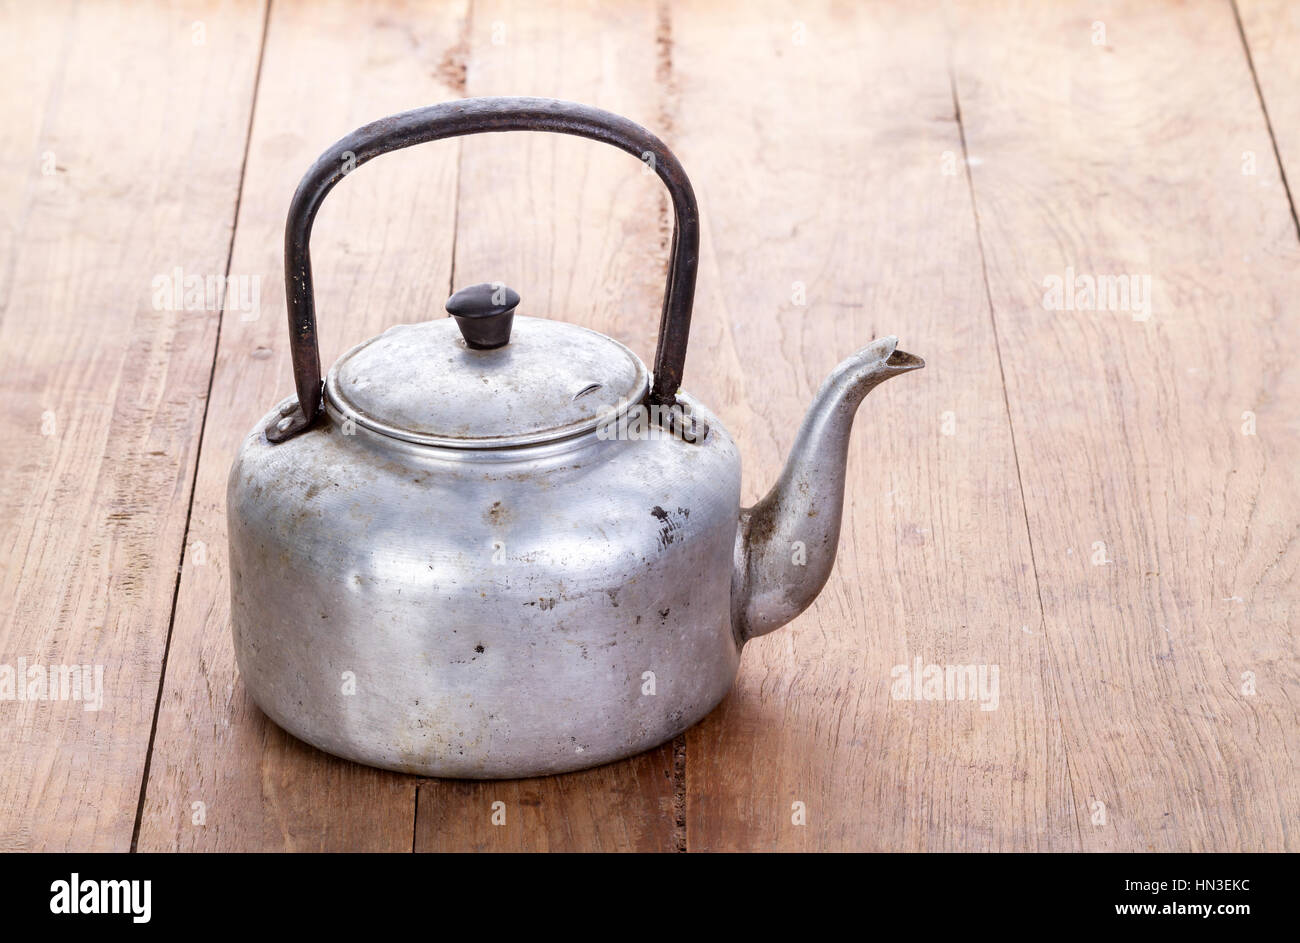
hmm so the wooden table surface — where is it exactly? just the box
[2,0,1297,852]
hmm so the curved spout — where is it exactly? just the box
[731,336,924,642]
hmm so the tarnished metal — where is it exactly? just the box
[730,337,925,642]
[231,394,742,777]
[269,96,700,443]
[326,314,649,449]
[229,97,925,779]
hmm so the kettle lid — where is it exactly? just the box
[324,284,648,449]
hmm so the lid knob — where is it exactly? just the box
[446,282,520,349]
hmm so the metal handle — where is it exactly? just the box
[269,96,700,442]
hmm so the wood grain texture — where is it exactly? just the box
[1237,0,1300,233]
[412,0,679,853]
[674,0,1063,851]
[952,0,1300,850]
[415,749,675,852]
[135,0,469,851]
[0,0,265,851]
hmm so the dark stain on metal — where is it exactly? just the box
[651,504,688,549]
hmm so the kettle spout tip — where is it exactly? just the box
[886,347,925,372]
[857,335,924,374]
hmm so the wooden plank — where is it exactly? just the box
[413,0,679,852]
[952,0,1300,850]
[135,0,470,851]
[0,0,74,277]
[1238,0,1300,234]
[415,750,675,852]
[675,0,1063,850]
[0,0,265,852]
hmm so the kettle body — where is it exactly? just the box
[229,387,740,777]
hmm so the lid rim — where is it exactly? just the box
[323,375,649,449]
[323,316,650,450]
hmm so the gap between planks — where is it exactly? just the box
[946,62,1077,840]
[1229,0,1300,242]
[128,0,273,852]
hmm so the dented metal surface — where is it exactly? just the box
[228,97,924,779]
[231,394,742,777]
